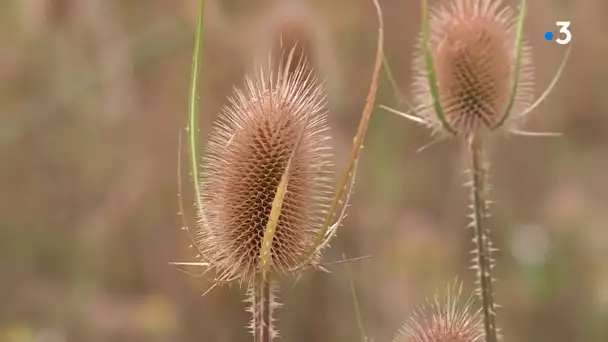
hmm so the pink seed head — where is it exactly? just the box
[412,0,534,137]
[199,55,333,282]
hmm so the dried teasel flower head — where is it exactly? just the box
[198,50,334,283]
[393,281,484,342]
[412,0,534,137]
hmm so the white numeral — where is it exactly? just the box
[555,21,572,45]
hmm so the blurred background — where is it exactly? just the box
[1,0,607,341]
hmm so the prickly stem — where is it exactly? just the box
[249,275,279,342]
[468,134,498,342]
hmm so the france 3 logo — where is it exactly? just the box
[544,21,572,45]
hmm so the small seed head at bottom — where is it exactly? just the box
[199,55,334,282]
[393,282,484,342]
[412,0,534,137]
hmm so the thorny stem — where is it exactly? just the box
[468,134,497,342]
[261,279,271,342]
[251,275,277,342]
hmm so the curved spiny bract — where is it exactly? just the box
[393,282,484,342]
[199,56,334,283]
[412,0,534,137]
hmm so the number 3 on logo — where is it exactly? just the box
[555,21,572,45]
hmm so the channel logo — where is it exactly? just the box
[544,21,572,45]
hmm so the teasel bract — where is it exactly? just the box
[176,0,384,339]
[380,0,570,341]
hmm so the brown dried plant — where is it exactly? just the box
[199,53,334,283]
[191,50,339,341]
[175,0,385,340]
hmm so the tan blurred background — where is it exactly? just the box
[1,0,607,341]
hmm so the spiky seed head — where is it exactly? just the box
[412,0,534,137]
[199,54,333,282]
[393,282,484,342]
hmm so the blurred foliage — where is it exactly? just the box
[1,0,607,341]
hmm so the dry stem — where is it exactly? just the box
[468,134,497,342]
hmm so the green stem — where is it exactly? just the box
[468,134,497,342]
[188,0,205,215]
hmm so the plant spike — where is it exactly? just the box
[379,105,428,125]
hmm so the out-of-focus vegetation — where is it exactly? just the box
[1,0,607,341]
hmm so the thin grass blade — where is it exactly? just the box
[187,0,207,225]
[346,255,367,342]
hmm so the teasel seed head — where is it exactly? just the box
[412,0,534,137]
[393,281,484,342]
[198,52,334,283]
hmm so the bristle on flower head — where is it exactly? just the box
[393,282,484,342]
[412,0,534,137]
[199,51,333,282]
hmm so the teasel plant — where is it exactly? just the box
[393,280,484,342]
[172,0,384,340]
[380,0,571,341]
